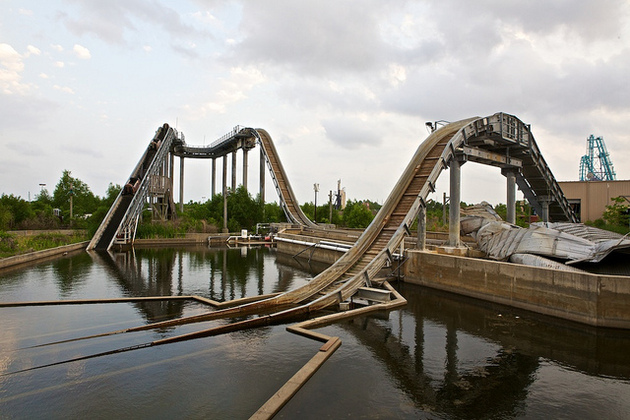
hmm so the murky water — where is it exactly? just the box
[0,246,629,419]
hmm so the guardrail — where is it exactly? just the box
[210,125,242,148]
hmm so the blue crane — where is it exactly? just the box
[579,134,616,181]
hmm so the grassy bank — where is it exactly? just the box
[0,231,89,258]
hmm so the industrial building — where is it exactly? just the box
[558,180,630,222]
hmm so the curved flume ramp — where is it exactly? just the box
[173,127,317,227]
[251,128,317,228]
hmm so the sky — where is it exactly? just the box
[2,0,630,209]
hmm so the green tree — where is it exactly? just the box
[87,183,121,237]
[52,170,99,219]
[33,188,53,209]
[27,188,60,229]
[494,203,507,220]
[601,196,630,233]
[182,187,272,232]
[342,199,374,228]
[226,186,263,231]
[0,194,34,229]
[262,201,286,224]
[103,183,121,207]
[0,202,13,231]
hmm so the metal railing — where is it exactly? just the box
[210,125,242,148]
[114,128,179,245]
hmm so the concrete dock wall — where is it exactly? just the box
[0,241,89,270]
[275,232,630,329]
[403,250,630,329]
[275,233,350,265]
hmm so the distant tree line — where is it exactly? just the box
[3,169,627,240]
[0,170,117,233]
[0,170,391,240]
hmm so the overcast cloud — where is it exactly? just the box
[1,0,629,207]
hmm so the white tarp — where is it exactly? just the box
[461,203,630,264]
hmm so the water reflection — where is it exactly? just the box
[50,252,93,297]
[91,249,185,324]
[401,283,630,379]
[2,248,630,418]
[85,246,313,326]
[332,282,630,418]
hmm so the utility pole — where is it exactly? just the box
[329,190,333,223]
[313,183,319,222]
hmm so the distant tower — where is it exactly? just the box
[579,135,616,181]
[334,179,347,210]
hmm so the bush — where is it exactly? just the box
[0,231,17,256]
[0,231,87,258]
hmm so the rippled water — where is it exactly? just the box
[0,246,629,419]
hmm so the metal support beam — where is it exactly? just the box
[417,204,426,250]
[223,154,228,233]
[542,200,550,223]
[535,195,554,224]
[448,159,461,247]
[506,170,516,224]
[260,147,265,203]
[211,158,216,197]
[179,156,184,212]
[231,151,237,191]
[169,153,174,186]
[168,152,174,216]
[462,145,522,168]
[442,192,448,226]
[243,148,248,190]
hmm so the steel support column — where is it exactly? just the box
[231,151,237,191]
[169,152,174,210]
[179,156,184,212]
[223,154,228,233]
[506,170,516,224]
[243,149,248,190]
[542,200,550,223]
[169,152,174,186]
[448,159,461,247]
[211,158,216,197]
[417,204,426,250]
[259,147,266,203]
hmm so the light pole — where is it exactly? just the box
[313,183,319,223]
[425,120,451,133]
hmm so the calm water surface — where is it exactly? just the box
[0,246,629,419]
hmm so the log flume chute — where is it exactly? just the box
[16,113,576,377]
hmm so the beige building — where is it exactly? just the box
[558,180,630,222]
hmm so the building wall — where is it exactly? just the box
[558,180,630,222]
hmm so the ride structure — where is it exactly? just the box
[579,134,616,181]
[87,124,315,251]
[88,112,577,333]
[88,124,181,251]
[89,112,577,255]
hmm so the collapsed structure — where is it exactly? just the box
[461,202,630,275]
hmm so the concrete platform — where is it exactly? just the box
[404,249,630,329]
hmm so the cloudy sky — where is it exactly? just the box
[2,0,630,209]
